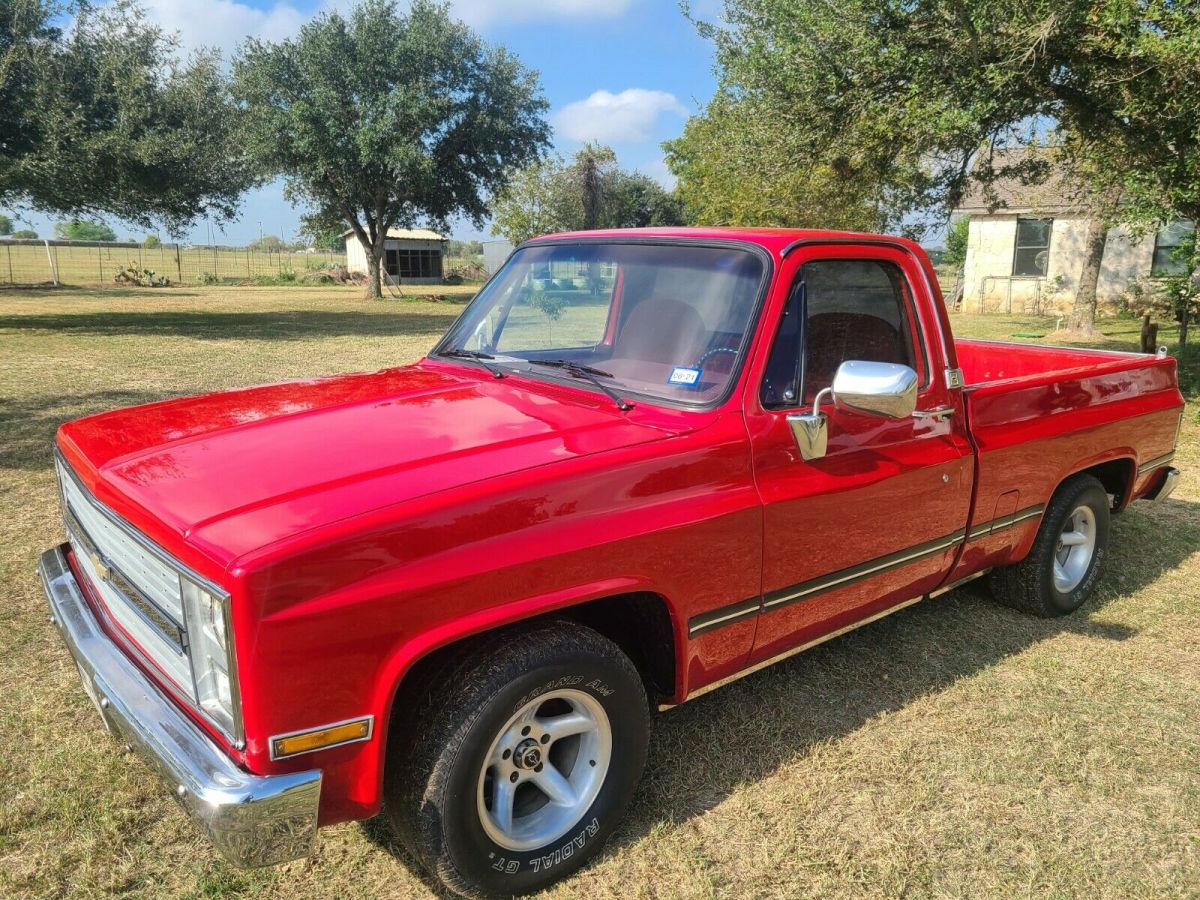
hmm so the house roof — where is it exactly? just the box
[952,147,1089,216]
[341,228,445,241]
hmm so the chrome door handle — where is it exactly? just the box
[914,405,955,421]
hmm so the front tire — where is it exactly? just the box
[386,622,650,898]
[989,474,1111,617]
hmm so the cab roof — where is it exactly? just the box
[525,226,923,258]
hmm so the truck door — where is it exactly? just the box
[744,244,974,663]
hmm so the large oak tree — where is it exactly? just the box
[235,0,550,298]
[671,0,1200,336]
[1,0,254,233]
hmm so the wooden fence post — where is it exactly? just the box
[5,242,11,284]
[175,244,183,283]
[45,240,59,286]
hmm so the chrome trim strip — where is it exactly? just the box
[762,529,965,611]
[665,569,995,710]
[269,715,376,761]
[688,597,760,637]
[671,593,931,708]
[1137,452,1176,476]
[40,545,320,868]
[966,504,1045,541]
[686,527,969,637]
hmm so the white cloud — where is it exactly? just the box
[553,89,689,144]
[136,0,308,57]
[136,0,636,56]
[448,0,636,28]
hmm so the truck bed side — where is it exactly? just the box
[948,339,1184,582]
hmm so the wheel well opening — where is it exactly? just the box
[1072,458,1135,510]
[387,591,678,742]
[554,591,676,702]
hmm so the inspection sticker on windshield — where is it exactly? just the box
[668,366,702,387]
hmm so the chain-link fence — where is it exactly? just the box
[0,239,344,286]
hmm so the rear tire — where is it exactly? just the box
[386,622,650,898]
[989,474,1110,617]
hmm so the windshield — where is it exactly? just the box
[436,242,766,406]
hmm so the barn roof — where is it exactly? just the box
[341,228,445,240]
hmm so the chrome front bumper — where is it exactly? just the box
[40,544,322,868]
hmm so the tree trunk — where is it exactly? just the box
[366,238,384,300]
[1069,218,1107,334]
[1180,225,1198,349]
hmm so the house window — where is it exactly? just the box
[1013,218,1052,276]
[1151,220,1195,276]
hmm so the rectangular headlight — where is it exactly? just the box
[182,576,241,740]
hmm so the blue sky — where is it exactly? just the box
[5,0,721,245]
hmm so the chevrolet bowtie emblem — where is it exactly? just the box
[90,551,110,581]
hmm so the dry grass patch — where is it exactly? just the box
[0,290,1197,898]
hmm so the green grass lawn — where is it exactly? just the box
[1,286,1197,898]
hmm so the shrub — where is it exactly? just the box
[944,217,969,267]
[114,262,169,287]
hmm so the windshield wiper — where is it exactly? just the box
[527,359,634,411]
[442,347,504,379]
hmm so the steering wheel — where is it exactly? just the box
[695,347,739,369]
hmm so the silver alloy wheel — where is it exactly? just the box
[477,688,612,852]
[1053,504,1097,593]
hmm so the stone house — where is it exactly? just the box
[953,149,1194,314]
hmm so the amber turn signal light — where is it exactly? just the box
[270,717,373,759]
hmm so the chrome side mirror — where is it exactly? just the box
[786,360,918,460]
[830,360,918,419]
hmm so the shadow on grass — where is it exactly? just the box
[0,309,459,341]
[0,390,186,470]
[0,284,206,299]
[358,497,1199,895]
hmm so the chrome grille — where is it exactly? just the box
[55,456,194,694]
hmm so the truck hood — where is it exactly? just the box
[58,364,680,567]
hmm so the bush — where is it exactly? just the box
[114,262,169,287]
[944,217,969,267]
[251,268,299,285]
[10,228,38,239]
[199,271,221,285]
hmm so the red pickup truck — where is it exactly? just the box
[42,228,1182,897]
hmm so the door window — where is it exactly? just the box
[762,258,919,407]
